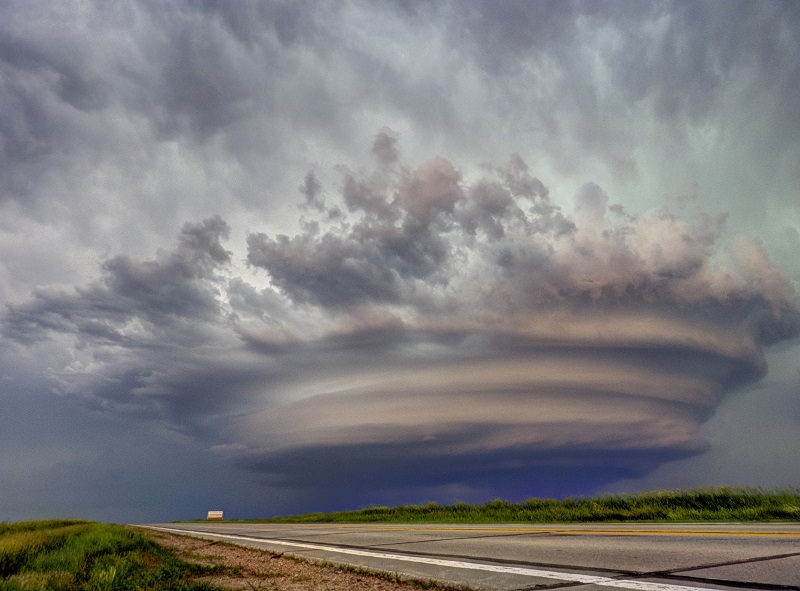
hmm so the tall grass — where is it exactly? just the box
[236,487,800,524]
[0,521,227,590]
[0,521,89,536]
[0,524,91,578]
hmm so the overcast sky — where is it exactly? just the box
[2,0,799,523]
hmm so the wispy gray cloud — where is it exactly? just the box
[4,217,231,345]
[1,0,799,520]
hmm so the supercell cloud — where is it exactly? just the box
[5,145,799,511]
[1,1,799,521]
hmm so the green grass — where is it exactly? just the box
[0,522,92,537]
[0,523,93,578]
[222,487,800,524]
[0,521,230,590]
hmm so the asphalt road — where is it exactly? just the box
[143,522,800,591]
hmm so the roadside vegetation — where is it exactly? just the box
[228,487,800,524]
[0,520,230,590]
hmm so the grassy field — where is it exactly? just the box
[0,520,230,590]
[227,488,800,524]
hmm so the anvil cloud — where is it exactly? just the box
[1,1,799,521]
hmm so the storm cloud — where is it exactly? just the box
[235,148,799,502]
[1,1,799,521]
[5,142,798,510]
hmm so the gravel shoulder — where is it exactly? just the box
[139,528,471,591]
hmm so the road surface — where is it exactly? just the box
[143,522,800,590]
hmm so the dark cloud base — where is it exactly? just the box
[240,443,695,512]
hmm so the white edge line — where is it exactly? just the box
[142,526,718,591]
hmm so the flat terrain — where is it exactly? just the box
[0,521,238,590]
[145,528,469,590]
[0,520,464,591]
[227,490,800,523]
[144,522,800,591]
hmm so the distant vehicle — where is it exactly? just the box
[207,510,223,520]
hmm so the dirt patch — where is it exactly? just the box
[140,528,471,591]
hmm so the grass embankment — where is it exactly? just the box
[231,488,800,524]
[0,520,231,590]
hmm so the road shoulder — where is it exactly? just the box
[141,528,474,591]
